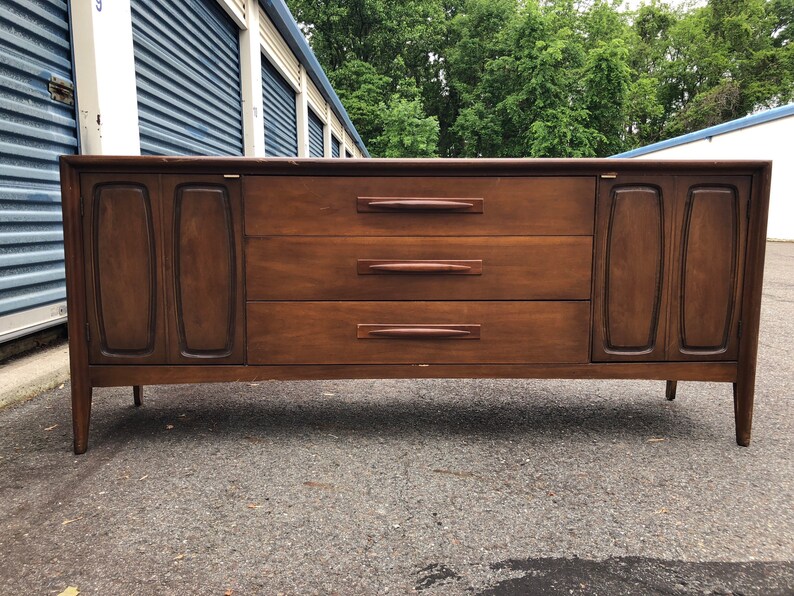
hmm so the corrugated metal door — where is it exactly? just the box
[331,136,340,158]
[308,108,324,158]
[262,57,297,157]
[131,0,243,156]
[0,0,77,341]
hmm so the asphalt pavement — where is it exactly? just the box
[1,242,792,594]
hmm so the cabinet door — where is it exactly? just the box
[161,176,245,364]
[592,177,675,361]
[82,174,167,364]
[666,177,750,360]
[593,174,750,363]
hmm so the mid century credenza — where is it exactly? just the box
[60,157,771,453]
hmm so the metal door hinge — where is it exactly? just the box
[48,76,74,106]
[85,323,91,342]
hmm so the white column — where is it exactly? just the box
[239,0,264,156]
[296,65,309,157]
[70,0,140,155]
[324,104,332,158]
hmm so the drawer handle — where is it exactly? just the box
[358,259,483,275]
[358,197,484,213]
[369,199,473,210]
[357,324,481,339]
[371,262,470,272]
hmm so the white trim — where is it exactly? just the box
[0,303,67,344]
[296,65,309,157]
[342,129,353,157]
[259,7,300,91]
[239,0,264,156]
[70,0,140,155]
[307,100,327,124]
[324,103,332,157]
[306,78,325,120]
[216,0,247,29]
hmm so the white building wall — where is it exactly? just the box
[632,116,794,240]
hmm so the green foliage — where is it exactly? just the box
[287,0,794,157]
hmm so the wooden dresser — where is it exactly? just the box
[59,157,771,453]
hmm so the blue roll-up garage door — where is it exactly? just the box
[131,0,243,156]
[308,108,324,158]
[262,57,297,157]
[0,0,77,341]
[331,136,340,158]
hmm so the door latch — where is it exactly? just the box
[48,76,74,106]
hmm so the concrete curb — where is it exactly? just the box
[0,342,70,409]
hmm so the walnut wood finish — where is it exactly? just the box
[357,197,484,212]
[245,236,592,301]
[666,177,750,360]
[247,301,590,365]
[593,175,751,363]
[60,157,771,452]
[592,177,675,361]
[665,380,677,401]
[89,362,738,386]
[81,174,167,365]
[161,176,245,364]
[358,260,482,275]
[358,324,481,339]
[61,160,92,454]
[244,176,595,236]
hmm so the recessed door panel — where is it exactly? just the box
[174,186,235,356]
[83,175,166,364]
[668,178,749,360]
[593,178,674,361]
[163,176,244,363]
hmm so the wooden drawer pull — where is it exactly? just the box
[357,259,483,275]
[357,324,481,339]
[371,262,470,272]
[358,197,484,213]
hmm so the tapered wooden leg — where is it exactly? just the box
[71,377,93,455]
[665,381,677,401]
[133,385,143,407]
[733,380,753,447]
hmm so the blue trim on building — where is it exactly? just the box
[260,0,370,157]
[613,103,794,158]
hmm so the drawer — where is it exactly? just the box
[244,176,595,236]
[245,236,593,300]
[247,301,590,364]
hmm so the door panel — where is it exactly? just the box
[667,177,749,360]
[592,178,675,361]
[162,176,244,363]
[82,175,166,364]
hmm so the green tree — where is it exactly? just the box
[287,0,794,157]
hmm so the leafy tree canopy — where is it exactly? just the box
[288,0,794,157]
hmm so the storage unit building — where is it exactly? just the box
[613,104,794,240]
[0,0,77,341]
[0,0,367,343]
[262,56,298,157]
[130,0,244,156]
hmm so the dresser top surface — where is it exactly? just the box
[61,156,772,178]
